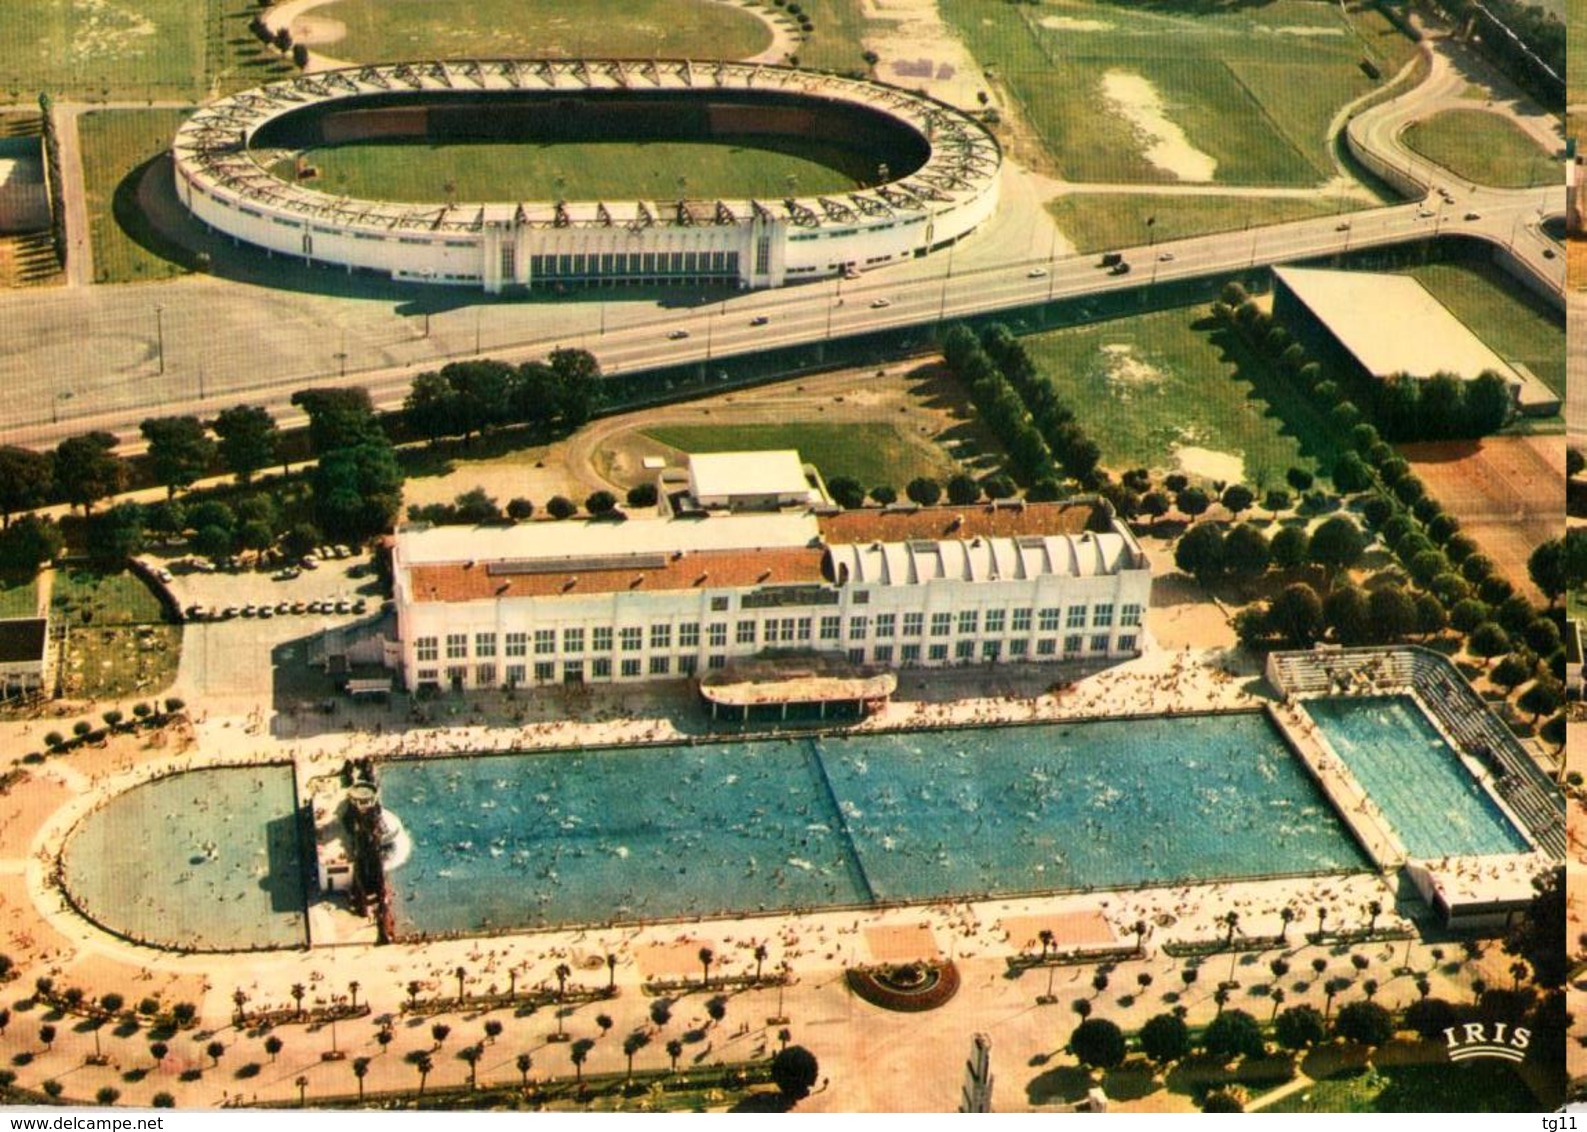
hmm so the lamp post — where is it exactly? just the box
[153,304,165,375]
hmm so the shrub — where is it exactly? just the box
[546,496,577,520]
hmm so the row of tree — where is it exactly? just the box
[1214,283,1513,443]
[403,351,602,448]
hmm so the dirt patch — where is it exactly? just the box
[1002,909,1116,953]
[1260,25,1346,36]
[0,772,72,858]
[1100,71,1217,182]
[0,874,76,966]
[1100,343,1167,399]
[289,15,347,46]
[1400,434,1565,604]
[1173,445,1244,485]
[863,923,941,964]
[1039,16,1114,32]
[861,0,990,111]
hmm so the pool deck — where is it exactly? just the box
[0,645,1537,1111]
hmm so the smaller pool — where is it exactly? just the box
[1301,695,1530,859]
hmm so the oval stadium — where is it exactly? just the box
[171,60,1002,293]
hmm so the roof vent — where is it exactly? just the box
[695,572,710,586]
[562,578,577,592]
[758,569,773,582]
[630,575,645,589]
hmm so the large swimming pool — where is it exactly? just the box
[1301,695,1531,859]
[381,713,1370,937]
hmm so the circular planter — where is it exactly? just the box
[845,960,960,1012]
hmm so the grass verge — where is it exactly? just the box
[1401,110,1556,189]
[643,421,957,489]
[1047,194,1356,255]
[79,108,191,284]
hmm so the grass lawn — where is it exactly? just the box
[281,137,863,204]
[1019,304,1340,489]
[1264,1061,1539,1113]
[0,576,39,619]
[940,0,1414,185]
[51,566,179,699]
[1405,261,1567,395]
[1401,110,1555,188]
[78,108,191,285]
[329,0,771,64]
[52,566,166,625]
[1047,195,1357,255]
[643,422,957,489]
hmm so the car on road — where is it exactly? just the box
[870,298,891,308]
[1335,221,1351,231]
[300,556,319,570]
[1463,212,1480,221]
[1543,247,1557,258]
[154,567,172,583]
[1108,261,1131,275]
[1157,251,1174,262]
[258,606,274,619]
[1416,208,1434,218]
[1026,267,1047,278]
[1099,252,1123,267]
[749,315,769,326]
[667,329,690,340]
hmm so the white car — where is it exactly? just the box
[1026,267,1047,278]
[667,329,690,340]
[870,298,891,309]
[1157,251,1174,262]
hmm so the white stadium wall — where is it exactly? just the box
[173,60,1001,294]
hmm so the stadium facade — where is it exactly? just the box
[172,60,1002,293]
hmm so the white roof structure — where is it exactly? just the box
[688,450,813,503]
[1275,267,1517,382]
[826,531,1136,587]
[398,511,818,566]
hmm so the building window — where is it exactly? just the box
[710,596,730,611]
[416,668,438,683]
[849,616,868,640]
[930,612,952,637]
[958,610,978,635]
[1091,633,1111,654]
[797,617,812,642]
[709,623,728,647]
[708,655,727,669]
[651,624,671,649]
[476,664,496,687]
[649,656,670,676]
[446,633,468,659]
[1093,604,1114,628]
[621,658,642,678]
[505,664,525,686]
[1010,638,1029,657]
[446,665,468,686]
[875,613,896,638]
[984,609,1006,634]
[679,655,698,676]
[820,615,841,640]
[1121,604,1143,627]
[1064,634,1083,657]
[563,660,583,681]
[874,644,894,663]
[772,618,796,643]
[475,633,497,658]
[592,657,612,678]
[505,632,527,657]
[1012,608,1032,632]
[853,590,870,604]
[621,627,643,651]
[955,639,975,660]
[416,636,438,662]
[535,629,555,655]
[847,648,865,665]
[1118,634,1138,652]
[593,627,613,652]
[900,643,921,664]
[903,612,924,637]
[679,622,700,648]
[737,620,756,644]
[534,661,555,682]
[982,640,1001,661]
[1066,606,1086,630]
[563,628,584,654]
[1038,608,1060,632]
[1036,638,1056,656]
[928,643,949,662]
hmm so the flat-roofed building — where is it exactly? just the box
[685,450,824,512]
[390,460,1151,692]
[1272,266,1557,415]
[0,617,49,700]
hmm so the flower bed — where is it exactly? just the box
[845,960,960,1012]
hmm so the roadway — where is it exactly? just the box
[0,27,1564,453]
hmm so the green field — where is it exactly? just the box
[79,108,191,284]
[940,0,1415,185]
[329,0,772,63]
[52,566,179,699]
[0,576,39,619]
[0,0,293,101]
[52,566,166,624]
[1047,194,1358,255]
[642,422,957,489]
[1020,304,1339,488]
[1402,110,1556,188]
[1407,261,1567,394]
[280,137,863,204]
[1265,1060,1540,1113]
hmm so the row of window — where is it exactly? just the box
[413,632,1141,689]
[412,605,1142,662]
[530,250,740,278]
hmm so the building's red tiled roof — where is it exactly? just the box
[406,546,827,603]
[816,501,1095,544]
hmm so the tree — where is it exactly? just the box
[626,482,658,508]
[1175,486,1211,519]
[1505,865,1565,989]
[1285,467,1314,493]
[141,416,215,498]
[1332,1000,1393,1047]
[1174,522,1225,586]
[870,485,897,506]
[0,447,53,526]
[411,1051,433,1096]
[1069,1017,1126,1071]
[945,473,980,506]
[95,1087,120,1107]
[1138,1012,1190,1065]
[1403,997,1459,1041]
[1269,525,1309,571]
[38,1024,54,1050]
[264,1035,282,1063]
[1273,1003,1325,1051]
[905,477,941,506]
[85,502,146,565]
[1202,1009,1265,1061]
[0,514,63,574]
[665,1038,683,1072]
[516,1052,533,1086]
[53,433,127,514]
[506,497,535,522]
[1222,524,1270,583]
[771,1045,819,1102]
[1528,538,1566,604]
[1489,653,1531,694]
[1468,622,1511,667]
[1324,585,1371,646]
[152,1092,175,1109]
[291,388,383,455]
[569,1037,595,1084]
[460,1042,482,1088]
[1518,678,1564,723]
[698,946,714,987]
[312,442,404,541]
[1367,586,1416,644]
[546,496,577,520]
[1309,515,1365,581]
[212,405,279,484]
[1268,583,1324,648]
[622,1030,650,1080]
[1202,1087,1246,1113]
[545,348,603,428]
[404,371,462,444]
[206,1040,225,1067]
[1221,484,1254,518]
[1331,451,1372,494]
[431,1022,451,1048]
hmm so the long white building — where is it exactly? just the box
[391,486,1151,693]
